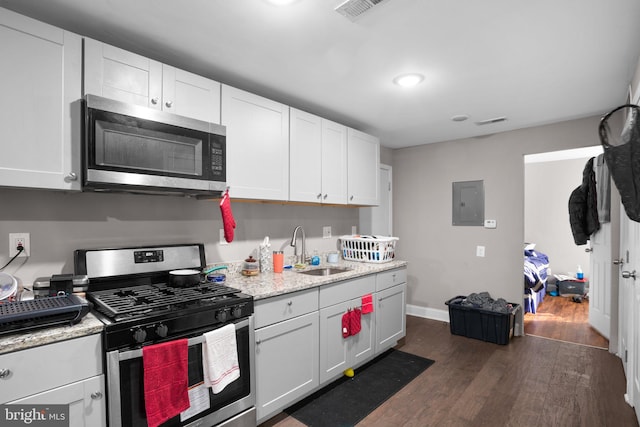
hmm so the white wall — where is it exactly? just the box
[0,188,358,287]
[524,156,595,276]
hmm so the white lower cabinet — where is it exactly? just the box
[8,375,106,427]
[255,267,406,424]
[376,283,407,353]
[0,333,105,426]
[375,268,408,353]
[319,297,375,385]
[254,290,319,424]
[318,275,376,385]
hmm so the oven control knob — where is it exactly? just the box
[231,306,243,319]
[132,328,147,343]
[216,310,228,322]
[155,324,169,338]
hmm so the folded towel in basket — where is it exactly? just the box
[143,339,190,427]
[203,324,240,394]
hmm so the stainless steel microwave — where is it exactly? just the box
[83,95,226,197]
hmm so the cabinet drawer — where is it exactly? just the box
[319,276,375,308]
[255,288,319,329]
[0,333,102,403]
[376,268,407,291]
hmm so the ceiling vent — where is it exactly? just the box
[475,116,507,126]
[335,0,389,21]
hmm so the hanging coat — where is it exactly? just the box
[568,157,600,245]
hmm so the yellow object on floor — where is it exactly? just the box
[344,368,354,377]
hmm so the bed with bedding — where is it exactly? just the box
[524,245,550,313]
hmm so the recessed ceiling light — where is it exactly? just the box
[451,114,469,122]
[393,73,424,88]
[265,0,298,5]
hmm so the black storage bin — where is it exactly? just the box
[557,279,587,296]
[445,296,518,345]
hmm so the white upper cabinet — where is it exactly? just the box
[321,119,348,204]
[289,109,348,204]
[0,7,82,191]
[84,39,220,123]
[290,109,322,202]
[347,128,380,206]
[221,85,290,201]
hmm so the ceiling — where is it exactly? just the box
[2,0,640,149]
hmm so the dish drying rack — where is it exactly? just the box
[340,235,398,263]
[0,294,91,335]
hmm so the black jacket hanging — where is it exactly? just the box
[568,157,600,245]
[599,104,640,222]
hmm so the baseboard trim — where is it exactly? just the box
[406,304,449,323]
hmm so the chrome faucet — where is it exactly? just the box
[290,226,306,264]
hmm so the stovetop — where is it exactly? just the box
[75,243,255,351]
[88,281,244,322]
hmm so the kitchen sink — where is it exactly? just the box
[298,267,352,276]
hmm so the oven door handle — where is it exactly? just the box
[116,318,250,362]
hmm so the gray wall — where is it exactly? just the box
[524,157,593,276]
[393,115,603,312]
[0,188,358,286]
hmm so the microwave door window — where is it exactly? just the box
[95,120,203,176]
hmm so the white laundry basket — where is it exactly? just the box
[339,235,398,263]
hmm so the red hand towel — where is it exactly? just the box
[143,339,190,427]
[219,189,236,243]
[361,294,374,314]
[350,308,362,336]
[342,311,351,338]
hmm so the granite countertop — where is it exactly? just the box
[223,259,408,300]
[0,312,104,355]
[1,260,407,354]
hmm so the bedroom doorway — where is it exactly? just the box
[523,146,609,348]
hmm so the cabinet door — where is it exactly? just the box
[289,108,322,203]
[0,8,82,190]
[321,119,348,204]
[84,38,162,109]
[255,312,319,424]
[375,283,406,354]
[9,375,106,427]
[319,301,351,384]
[221,85,289,200]
[162,65,221,123]
[351,297,375,366]
[347,128,380,206]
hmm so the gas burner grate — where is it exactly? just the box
[88,282,242,318]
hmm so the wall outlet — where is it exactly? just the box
[351,225,357,235]
[9,233,30,257]
[323,226,332,239]
[476,245,485,257]
[219,229,228,245]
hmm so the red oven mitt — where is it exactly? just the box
[219,189,236,243]
[350,308,362,336]
[342,311,351,338]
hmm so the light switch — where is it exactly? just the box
[484,219,497,229]
[476,246,485,257]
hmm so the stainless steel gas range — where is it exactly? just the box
[74,243,255,427]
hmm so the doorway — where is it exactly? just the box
[359,164,392,236]
[523,147,609,348]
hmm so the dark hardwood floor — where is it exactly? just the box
[261,315,637,427]
[524,294,609,349]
